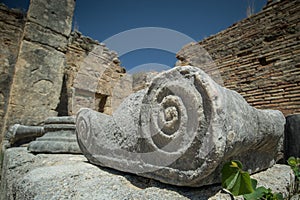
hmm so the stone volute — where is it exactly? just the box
[76,66,285,187]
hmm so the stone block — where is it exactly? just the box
[0,147,295,200]
[5,40,65,126]
[23,22,68,51]
[0,5,25,143]
[27,0,75,36]
[69,43,128,115]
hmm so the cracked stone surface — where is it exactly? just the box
[0,147,295,200]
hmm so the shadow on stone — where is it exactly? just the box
[284,114,300,160]
[95,163,221,199]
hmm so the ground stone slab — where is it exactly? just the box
[0,147,295,200]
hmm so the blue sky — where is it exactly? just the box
[2,0,267,71]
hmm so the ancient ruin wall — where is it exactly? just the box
[1,0,299,146]
[0,4,25,141]
[2,0,76,140]
[0,1,130,143]
[65,31,128,116]
[176,0,300,116]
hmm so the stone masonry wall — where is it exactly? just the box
[65,31,128,115]
[0,0,76,144]
[2,0,76,142]
[0,2,130,144]
[176,0,300,116]
[0,4,25,145]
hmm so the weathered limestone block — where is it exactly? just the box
[285,114,300,159]
[2,0,75,138]
[4,40,65,126]
[76,66,285,187]
[27,0,75,36]
[0,148,295,200]
[0,4,25,144]
[23,22,68,51]
[28,116,80,154]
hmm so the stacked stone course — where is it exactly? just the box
[176,0,300,116]
[65,31,127,116]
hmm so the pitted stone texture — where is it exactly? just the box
[76,66,285,187]
[4,40,65,126]
[251,164,295,198]
[0,148,295,200]
[23,22,68,51]
[27,0,75,36]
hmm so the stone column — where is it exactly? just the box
[76,66,285,187]
[28,116,80,154]
[2,0,75,140]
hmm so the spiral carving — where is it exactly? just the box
[77,115,89,141]
[76,66,285,187]
[139,69,210,154]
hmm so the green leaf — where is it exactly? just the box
[244,186,284,200]
[244,186,268,200]
[222,161,242,181]
[238,171,255,195]
[221,161,255,196]
[222,160,285,200]
[275,192,284,200]
[250,178,257,190]
[226,170,240,190]
[221,161,241,188]
[288,157,297,167]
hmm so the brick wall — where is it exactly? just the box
[176,0,300,116]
